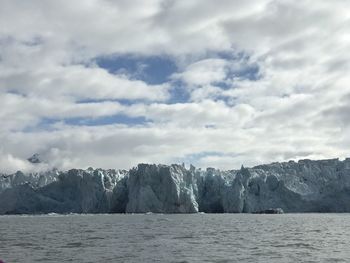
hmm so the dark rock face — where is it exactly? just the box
[252,208,284,214]
[110,177,128,213]
[1,158,350,214]
[27,153,41,164]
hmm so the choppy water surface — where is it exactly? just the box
[1,214,350,262]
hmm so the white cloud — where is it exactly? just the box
[1,0,350,172]
[125,100,255,128]
[0,62,169,101]
[0,150,51,174]
[1,119,345,172]
[173,59,228,86]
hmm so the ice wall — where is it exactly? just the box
[1,158,350,214]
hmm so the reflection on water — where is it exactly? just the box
[1,213,350,262]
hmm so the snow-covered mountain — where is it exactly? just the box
[1,158,350,214]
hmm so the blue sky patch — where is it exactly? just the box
[217,51,261,81]
[176,151,225,167]
[32,115,149,130]
[167,80,191,103]
[95,54,177,85]
[63,115,148,126]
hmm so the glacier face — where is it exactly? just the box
[126,164,198,213]
[1,158,350,214]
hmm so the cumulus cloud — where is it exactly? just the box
[0,150,51,174]
[1,0,350,172]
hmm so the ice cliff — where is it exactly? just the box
[1,158,350,214]
[126,164,198,213]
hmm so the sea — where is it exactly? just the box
[0,213,349,262]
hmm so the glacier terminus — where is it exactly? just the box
[1,158,350,214]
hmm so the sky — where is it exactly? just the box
[1,0,350,173]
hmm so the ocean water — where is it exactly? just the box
[0,214,350,262]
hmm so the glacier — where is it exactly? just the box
[1,158,350,214]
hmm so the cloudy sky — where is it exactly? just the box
[1,0,350,173]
